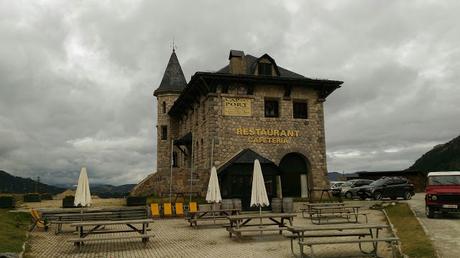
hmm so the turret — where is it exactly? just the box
[154,50,187,171]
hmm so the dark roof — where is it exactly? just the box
[154,50,187,96]
[217,148,276,174]
[168,71,343,118]
[217,54,305,79]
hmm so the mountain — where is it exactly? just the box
[90,184,136,198]
[327,172,346,181]
[0,170,65,194]
[408,135,460,172]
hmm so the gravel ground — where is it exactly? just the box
[407,193,460,258]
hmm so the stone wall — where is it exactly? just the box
[134,82,330,197]
[156,94,180,171]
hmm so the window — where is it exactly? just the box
[258,63,272,76]
[264,99,279,117]
[172,151,178,167]
[293,101,308,119]
[161,125,167,140]
[162,102,166,113]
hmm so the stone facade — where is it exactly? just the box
[131,50,343,201]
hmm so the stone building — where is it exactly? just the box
[131,49,343,208]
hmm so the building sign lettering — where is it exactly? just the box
[222,97,252,116]
[235,127,300,144]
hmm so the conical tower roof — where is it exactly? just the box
[154,50,187,96]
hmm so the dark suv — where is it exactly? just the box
[357,177,415,200]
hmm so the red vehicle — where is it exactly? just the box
[425,171,460,218]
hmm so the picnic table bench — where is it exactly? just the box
[68,219,155,250]
[226,213,296,239]
[42,207,148,234]
[300,202,345,218]
[187,209,240,228]
[287,224,399,258]
[310,205,367,224]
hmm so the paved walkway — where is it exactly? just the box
[26,209,395,258]
[407,193,460,258]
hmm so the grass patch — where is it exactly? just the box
[385,203,436,258]
[0,209,30,253]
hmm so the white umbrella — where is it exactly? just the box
[74,167,92,207]
[250,159,270,220]
[206,166,222,204]
[206,166,222,222]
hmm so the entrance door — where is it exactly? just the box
[279,153,310,197]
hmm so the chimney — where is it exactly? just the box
[228,50,246,74]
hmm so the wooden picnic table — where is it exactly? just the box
[310,205,366,224]
[301,202,345,218]
[48,208,148,234]
[226,213,296,239]
[187,209,240,228]
[51,211,116,234]
[68,219,155,250]
[287,224,399,258]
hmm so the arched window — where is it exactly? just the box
[162,102,166,113]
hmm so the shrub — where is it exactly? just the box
[0,195,15,208]
[23,193,41,202]
[126,196,147,206]
[62,196,75,208]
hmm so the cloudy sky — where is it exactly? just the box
[1,0,459,185]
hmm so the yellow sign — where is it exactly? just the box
[235,127,300,144]
[223,97,252,116]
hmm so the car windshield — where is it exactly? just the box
[428,176,460,185]
[369,179,387,186]
[343,181,354,187]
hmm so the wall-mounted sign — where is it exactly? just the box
[235,127,300,144]
[223,97,252,116]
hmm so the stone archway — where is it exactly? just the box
[279,152,311,197]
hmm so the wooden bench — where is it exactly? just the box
[68,233,155,248]
[299,237,400,258]
[188,216,228,226]
[285,231,372,254]
[227,226,287,238]
[311,212,369,224]
[70,219,154,251]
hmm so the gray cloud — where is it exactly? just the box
[1,0,459,185]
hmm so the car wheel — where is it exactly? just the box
[345,192,352,199]
[403,191,412,200]
[373,192,383,200]
[426,206,435,218]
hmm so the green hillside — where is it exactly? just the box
[0,170,64,194]
[408,135,460,172]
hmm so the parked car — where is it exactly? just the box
[330,181,346,196]
[356,177,414,200]
[425,171,460,218]
[341,179,374,199]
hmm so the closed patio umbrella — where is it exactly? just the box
[250,159,270,221]
[74,167,92,208]
[206,166,222,222]
[206,166,222,204]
